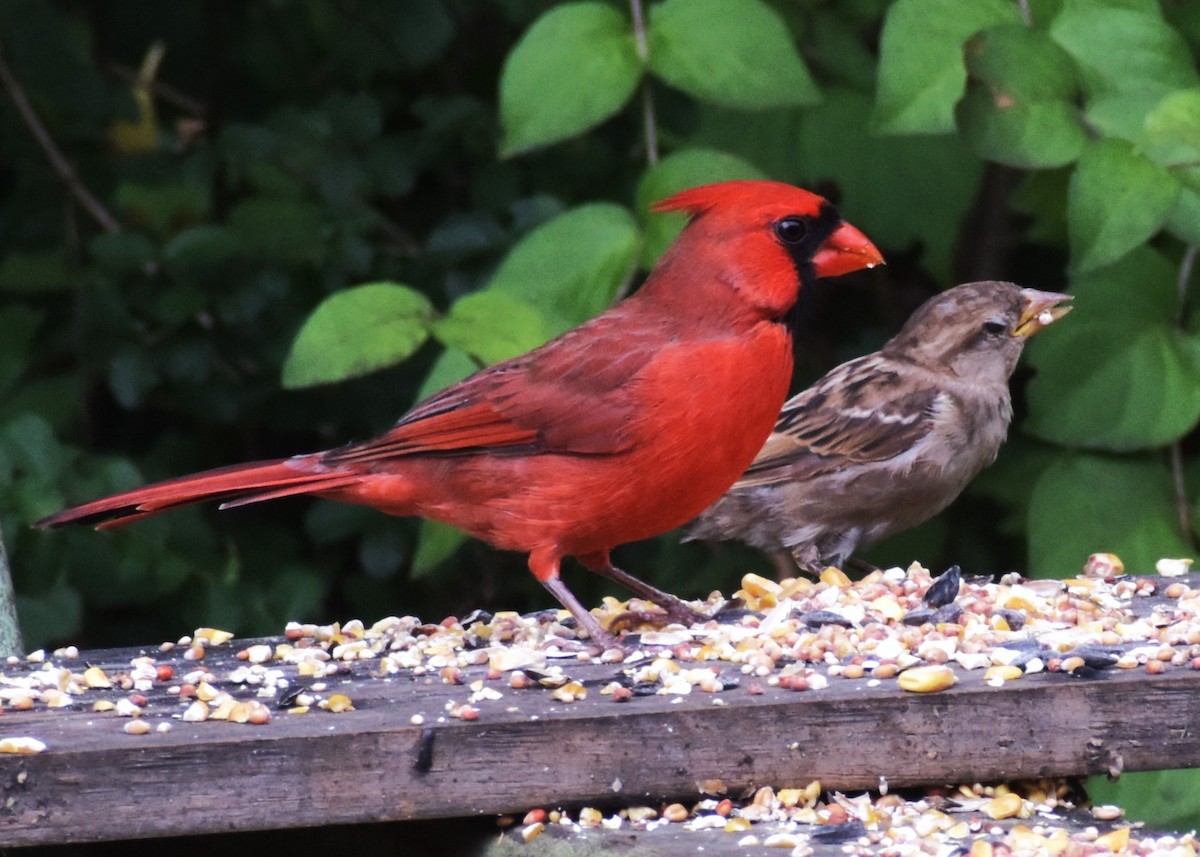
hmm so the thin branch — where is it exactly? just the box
[107,64,207,117]
[1017,0,1032,26]
[1170,244,1197,549]
[1169,442,1194,550]
[628,0,658,166]
[0,38,121,233]
[1176,244,1197,327]
[640,85,659,166]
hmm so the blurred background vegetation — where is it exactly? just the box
[2,0,1200,830]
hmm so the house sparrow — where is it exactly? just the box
[686,281,1071,574]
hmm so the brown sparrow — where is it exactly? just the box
[687,281,1071,574]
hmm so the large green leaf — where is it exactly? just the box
[226,197,329,265]
[1142,88,1200,167]
[282,283,434,388]
[1050,0,1198,99]
[163,225,244,269]
[955,25,1086,168]
[88,232,158,274]
[16,579,82,653]
[634,149,766,267]
[872,0,1020,134]
[1027,453,1194,578]
[415,347,480,401]
[432,290,551,365]
[1067,139,1179,273]
[486,203,639,332]
[498,3,641,156]
[0,250,71,294]
[0,305,43,398]
[1024,248,1200,451]
[1086,770,1200,834]
[794,88,982,280]
[411,519,468,579]
[647,0,819,109]
[1166,186,1200,246]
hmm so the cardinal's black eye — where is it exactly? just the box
[982,320,1007,335]
[775,217,809,245]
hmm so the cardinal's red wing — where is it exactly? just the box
[321,314,662,466]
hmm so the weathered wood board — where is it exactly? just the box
[0,569,1196,847]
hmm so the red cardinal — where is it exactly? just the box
[38,181,883,648]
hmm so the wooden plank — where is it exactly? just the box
[0,638,1196,845]
[485,808,1149,857]
[0,570,1195,846]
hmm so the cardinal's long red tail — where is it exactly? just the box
[35,457,364,531]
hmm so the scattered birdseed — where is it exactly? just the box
[323,694,354,713]
[897,665,957,693]
[1157,558,1193,577]
[0,737,46,754]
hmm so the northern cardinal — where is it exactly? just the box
[688,281,1071,575]
[37,180,883,648]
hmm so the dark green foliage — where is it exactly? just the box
[2,0,1200,827]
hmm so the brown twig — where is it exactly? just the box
[108,62,206,118]
[1170,244,1197,548]
[629,0,658,166]
[0,38,121,233]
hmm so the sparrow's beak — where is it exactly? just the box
[1013,289,1073,338]
[812,222,885,278]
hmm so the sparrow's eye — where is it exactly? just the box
[982,320,1007,335]
[775,218,809,245]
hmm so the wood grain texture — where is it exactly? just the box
[0,637,1194,846]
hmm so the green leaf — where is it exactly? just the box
[794,88,982,280]
[0,305,43,398]
[0,250,71,294]
[358,528,407,580]
[963,24,1078,103]
[108,347,160,410]
[955,25,1085,168]
[16,579,82,652]
[162,225,244,269]
[872,0,1020,134]
[411,519,468,579]
[432,291,551,365]
[487,203,639,332]
[88,232,158,274]
[1084,91,1166,143]
[282,283,434,388]
[1067,138,1179,273]
[1049,0,1199,99]
[498,3,641,156]
[113,183,211,238]
[1011,168,1071,245]
[1142,88,1200,167]
[0,412,68,495]
[1166,187,1200,246]
[1087,771,1200,834]
[226,197,328,265]
[415,347,479,401]
[1024,248,1200,451]
[957,90,1086,169]
[1027,453,1194,578]
[634,149,766,267]
[647,0,819,109]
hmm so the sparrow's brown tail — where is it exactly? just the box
[35,456,364,531]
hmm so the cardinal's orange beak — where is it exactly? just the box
[812,222,885,278]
